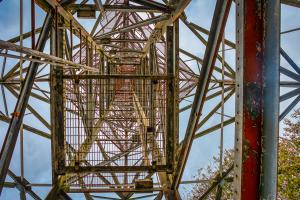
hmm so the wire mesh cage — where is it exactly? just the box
[55,74,170,190]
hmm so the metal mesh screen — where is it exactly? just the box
[65,171,152,192]
[60,76,168,189]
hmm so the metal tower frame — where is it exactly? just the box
[0,0,299,199]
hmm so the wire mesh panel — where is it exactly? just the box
[65,171,152,192]
[57,75,170,190]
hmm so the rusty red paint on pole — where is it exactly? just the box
[236,0,279,199]
[242,1,263,199]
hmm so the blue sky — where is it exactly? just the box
[0,0,300,200]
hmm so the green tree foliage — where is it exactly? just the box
[187,150,234,200]
[189,109,300,200]
[278,109,300,199]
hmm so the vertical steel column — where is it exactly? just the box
[261,0,280,198]
[234,0,280,199]
[79,30,82,64]
[234,0,244,198]
[70,20,73,61]
[107,61,111,105]
[0,12,54,195]
[31,0,35,49]
[149,44,157,163]
[19,0,26,199]
[100,54,105,116]
[50,25,57,184]
[173,17,180,158]
[235,1,263,198]
[105,57,110,109]
[51,9,65,178]
[166,26,175,171]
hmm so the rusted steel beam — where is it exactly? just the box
[172,0,232,190]
[234,0,280,199]
[174,16,180,160]
[51,12,66,176]
[166,26,175,171]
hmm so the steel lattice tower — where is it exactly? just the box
[0,0,298,199]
